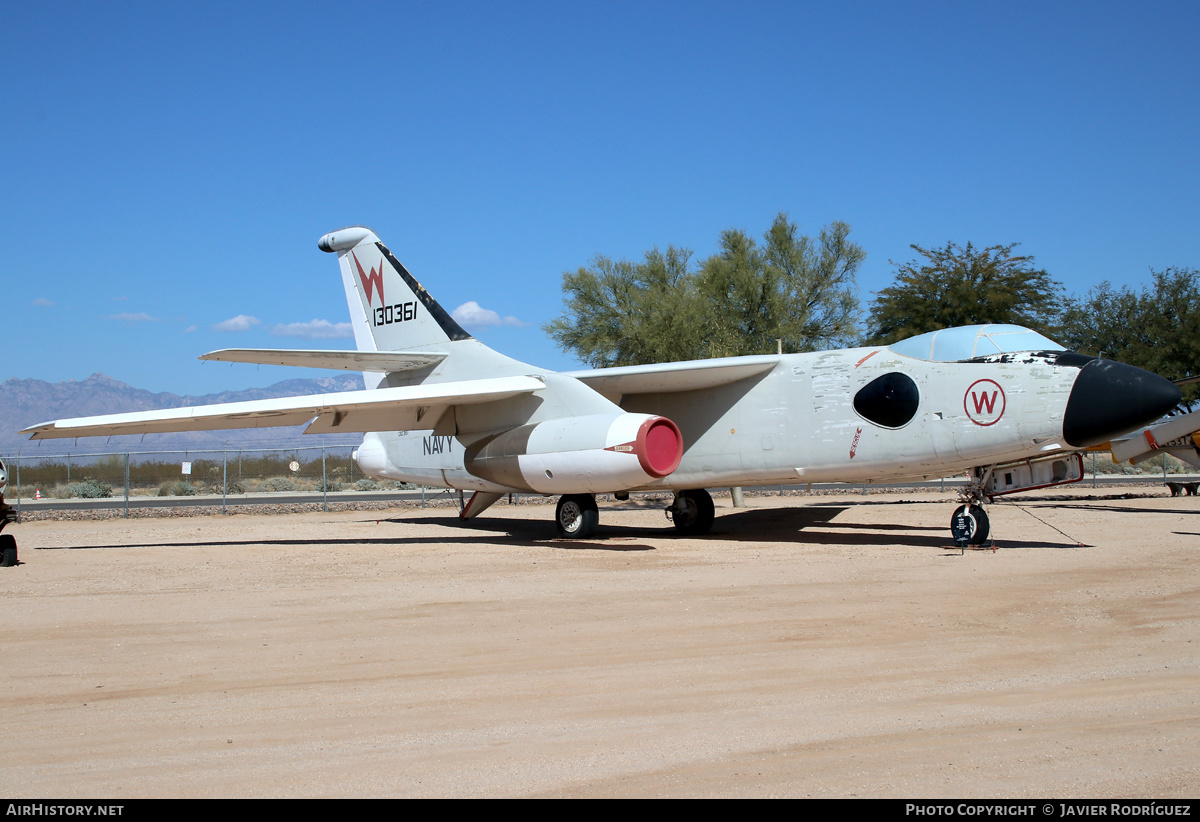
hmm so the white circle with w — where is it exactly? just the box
[964,379,1006,426]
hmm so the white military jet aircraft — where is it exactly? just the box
[23,227,1183,542]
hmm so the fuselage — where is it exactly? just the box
[353,332,1173,495]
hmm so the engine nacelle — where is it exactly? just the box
[464,413,683,494]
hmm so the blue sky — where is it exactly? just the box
[3,1,1197,395]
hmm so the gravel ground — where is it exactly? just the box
[1,487,1197,798]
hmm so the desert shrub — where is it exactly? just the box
[355,478,381,491]
[261,477,297,492]
[317,479,344,493]
[59,480,113,499]
[158,481,200,496]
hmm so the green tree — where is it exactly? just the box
[698,216,862,358]
[1059,267,1200,410]
[867,242,1064,345]
[545,214,864,367]
[544,245,708,367]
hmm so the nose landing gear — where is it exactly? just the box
[950,503,991,546]
[952,467,993,547]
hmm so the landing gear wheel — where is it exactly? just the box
[555,494,599,539]
[0,534,17,567]
[950,504,990,546]
[670,489,715,536]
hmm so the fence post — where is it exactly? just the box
[222,451,228,515]
[124,452,130,519]
[14,456,20,518]
[322,446,327,512]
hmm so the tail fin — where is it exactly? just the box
[319,227,472,353]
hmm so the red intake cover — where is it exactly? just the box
[636,417,683,478]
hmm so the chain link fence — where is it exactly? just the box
[3,446,429,517]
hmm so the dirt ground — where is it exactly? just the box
[1,488,1197,798]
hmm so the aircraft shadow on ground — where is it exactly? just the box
[37,502,1095,553]
[381,515,660,551]
[389,507,963,549]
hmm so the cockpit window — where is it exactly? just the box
[854,372,920,428]
[887,324,1065,362]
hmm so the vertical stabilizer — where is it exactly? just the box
[319,227,473,354]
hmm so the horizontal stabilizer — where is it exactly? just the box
[200,348,446,374]
[564,356,778,401]
[22,376,544,440]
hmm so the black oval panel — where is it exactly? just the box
[854,372,920,428]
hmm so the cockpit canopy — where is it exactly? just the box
[887,324,1064,362]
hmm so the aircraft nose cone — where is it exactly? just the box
[1062,357,1181,448]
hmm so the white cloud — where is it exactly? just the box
[107,312,158,323]
[451,301,526,329]
[183,325,198,333]
[271,319,354,339]
[32,297,53,306]
[212,314,261,332]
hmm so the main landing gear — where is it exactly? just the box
[552,488,718,539]
[555,494,599,539]
[666,489,715,536]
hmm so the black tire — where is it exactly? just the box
[672,489,715,536]
[0,533,16,567]
[555,494,599,539]
[950,504,990,545]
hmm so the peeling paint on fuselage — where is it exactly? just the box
[626,346,1075,488]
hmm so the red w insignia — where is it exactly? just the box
[964,379,1006,426]
[352,252,385,306]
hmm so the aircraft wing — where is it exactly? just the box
[1106,407,1200,469]
[564,356,778,402]
[21,376,544,440]
[200,348,446,373]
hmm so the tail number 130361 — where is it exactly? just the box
[374,301,418,326]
